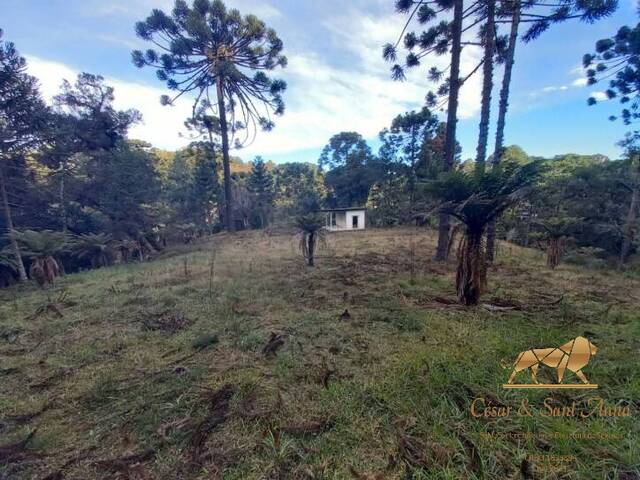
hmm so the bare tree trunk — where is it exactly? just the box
[487,0,520,262]
[619,156,640,268]
[59,158,68,232]
[456,228,485,305]
[216,78,235,232]
[475,0,496,171]
[0,163,27,281]
[435,0,463,262]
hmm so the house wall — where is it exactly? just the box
[325,210,365,231]
[346,210,365,230]
[326,211,347,231]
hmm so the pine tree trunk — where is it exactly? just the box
[475,0,496,172]
[0,163,28,281]
[206,127,221,229]
[435,0,464,262]
[409,127,417,210]
[487,0,520,262]
[456,228,484,305]
[216,78,235,232]
[60,158,68,232]
[619,156,640,268]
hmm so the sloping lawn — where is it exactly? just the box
[1,228,638,479]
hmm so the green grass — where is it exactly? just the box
[0,228,638,479]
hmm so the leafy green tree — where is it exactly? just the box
[379,107,439,207]
[78,143,161,238]
[319,132,380,207]
[416,122,452,181]
[247,156,274,228]
[191,143,221,231]
[0,30,48,281]
[166,151,195,223]
[273,162,325,217]
[132,0,287,232]
[43,73,141,232]
[429,161,541,305]
[366,176,409,227]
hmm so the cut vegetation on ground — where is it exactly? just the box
[1,228,639,479]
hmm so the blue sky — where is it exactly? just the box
[3,0,636,163]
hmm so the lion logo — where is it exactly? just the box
[506,336,598,388]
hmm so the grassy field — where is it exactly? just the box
[1,227,638,479]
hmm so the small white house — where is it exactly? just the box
[322,207,366,231]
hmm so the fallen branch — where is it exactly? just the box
[94,448,155,473]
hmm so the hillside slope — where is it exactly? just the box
[1,228,638,479]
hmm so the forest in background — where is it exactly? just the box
[1,0,639,307]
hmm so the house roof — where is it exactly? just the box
[320,207,366,212]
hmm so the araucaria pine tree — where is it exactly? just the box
[486,0,618,261]
[384,0,477,261]
[132,0,287,232]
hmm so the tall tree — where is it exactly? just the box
[319,132,379,207]
[132,0,287,232]
[183,102,225,224]
[486,0,521,261]
[45,73,141,231]
[379,107,439,207]
[618,140,640,267]
[247,156,274,228]
[191,143,221,231]
[584,18,639,266]
[384,0,472,260]
[486,0,618,260]
[475,0,497,173]
[0,30,47,281]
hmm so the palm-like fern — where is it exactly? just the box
[10,229,68,286]
[429,161,542,305]
[295,213,325,267]
[69,233,116,268]
[114,238,143,263]
[535,216,580,269]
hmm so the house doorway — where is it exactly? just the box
[352,215,358,228]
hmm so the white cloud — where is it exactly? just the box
[572,77,588,87]
[590,91,609,102]
[79,0,281,19]
[321,10,484,120]
[26,56,193,150]
[24,8,485,160]
[530,65,588,97]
